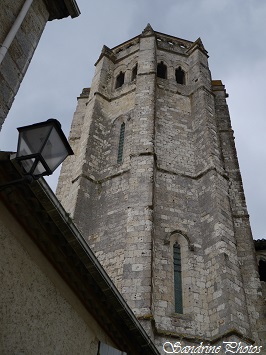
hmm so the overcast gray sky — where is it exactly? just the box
[1,0,265,240]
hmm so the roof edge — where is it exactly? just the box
[37,178,159,353]
[44,0,80,20]
[64,0,80,18]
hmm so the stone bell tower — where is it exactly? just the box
[57,25,265,351]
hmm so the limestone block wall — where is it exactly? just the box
[57,37,155,312]
[56,89,89,217]
[0,1,49,130]
[255,247,266,344]
[214,81,265,347]
[155,83,194,174]
[151,37,253,342]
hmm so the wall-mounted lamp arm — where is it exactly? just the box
[0,174,33,191]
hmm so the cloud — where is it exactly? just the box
[1,0,265,239]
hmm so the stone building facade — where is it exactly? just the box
[57,25,266,352]
[0,0,80,131]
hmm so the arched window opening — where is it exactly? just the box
[117,122,125,164]
[115,71,125,89]
[173,243,183,313]
[131,64,138,81]
[157,61,167,79]
[175,67,185,85]
[259,259,266,282]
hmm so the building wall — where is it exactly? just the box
[255,247,266,344]
[0,1,50,130]
[0,0,80,131]
[57,27,265,351]
[0,200,114,354]
[57,42,140,293]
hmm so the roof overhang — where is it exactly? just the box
[44,0,80,20]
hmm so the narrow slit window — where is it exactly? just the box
[115,71,125,89]
[117,122,125,164]
[175,66,185,85]
[157,61,167,79]
[131,64,138,81]
[173,243,183,313]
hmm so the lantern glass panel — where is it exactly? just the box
[41,126,69,172]
[16,119,74,178]
[33,161,46,176]
[20,158,46,176]
[17,126,51,157]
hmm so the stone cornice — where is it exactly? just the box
[92,87,136,103]
[157,164,229,181]
[71,157,229,188]
[72,169,130,185]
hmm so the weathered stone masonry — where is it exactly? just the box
[0,0,80,130]
[57,25,265,352]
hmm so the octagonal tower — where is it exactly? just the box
[57,25,265,351]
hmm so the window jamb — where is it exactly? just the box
[131,64,138,81]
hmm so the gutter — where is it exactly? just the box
[0,0,33,66]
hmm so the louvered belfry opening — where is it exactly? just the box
[117,122,125,164]
[173,243,183,313]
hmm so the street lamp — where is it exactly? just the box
[0,119,73,189]
[16,118,73,178]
